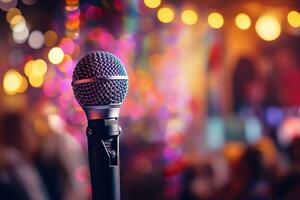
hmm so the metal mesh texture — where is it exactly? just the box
[72,51,128,106]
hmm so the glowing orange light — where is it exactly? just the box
[29,75,44,88]
[18,76,28,93]
[65,0,79,6]
[181,9,198,25]
[235,13,251,30]
[157,7,175,23]
[208,12,224,29]
[3,69,23,95]
[65,19,80,30]
[287,10,300,28]
[24,60,34,77]
[32,59,47,76]
[44,30,58,46]
[144,0,161,9]
[255,15,281,41]
[6,7,21,23]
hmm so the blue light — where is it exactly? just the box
[265,107,283,127]
[206,116,225,150]
[245,117,262,144]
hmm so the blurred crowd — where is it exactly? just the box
[0,111,89,200]
[179,138,300,200]
[1,111,300,200]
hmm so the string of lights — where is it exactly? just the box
[143,0,300,41]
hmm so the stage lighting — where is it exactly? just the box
[157,7,175,23]
[3,69,22,95]
[29,75,44,88]
[181,9,198,25]
[18,76,28,93]
[235,13,251,30]
[287,10,300,28]
[255,15,281,41]
[208,12,224,29]
[144,0,161,9]
[48,47,64,64]
[32,59,47,76]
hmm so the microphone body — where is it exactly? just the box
[86,110,121,200]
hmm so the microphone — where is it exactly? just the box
[71,51,128,200]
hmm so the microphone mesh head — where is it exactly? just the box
[72,51,128,107]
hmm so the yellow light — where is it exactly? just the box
[24,60,34,77]
[6,8,21,23]
[235,13,251,30]
[48,47,64,64]
[9,14,25,27]
[255,15,281,41]
[3,69,22,95]
[65,18,80,30]
[287,10,300,28]
[18,75,28,93]
[181,9,198,25]
[144,0,161,9]
[29,75,44,88]
[157,7,175,23]
[208,12,224,29]
[32,59,47,76]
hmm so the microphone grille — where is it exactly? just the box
[73,51,127,81]
[72,51,128,107]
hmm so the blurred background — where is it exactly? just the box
[1,0,300,199]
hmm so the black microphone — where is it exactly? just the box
[71,51,128,200]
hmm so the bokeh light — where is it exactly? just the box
[144,0,161,9]
[255,15,281,41]
[9,15,26,33]
[3,69,23,95]
[235,13,251,30]
[265,107,283,128]
[287,10,300,28]
[0,0,17,11]
[65,18,80,30]
[12,20,26,33]
[48,47,64,64]
[32,59,47,76]
[278,117,300,146]
[65,0,79,6]
[24,60,34,77]
[245,117,262,144]
[6,8,21,22]
[9,49,24,67]
[18,76,28,93]
[29,75,44,88]
[44,30,58,46]
[47,113,66,133]
[59,37,75,54]
[181,9,198,25]
[208,12,224,29]
[28,30,45,49]
[84,6,102,20]
[12,26,29,44]
[57,54,73,72]
[157,7,175,24]
[9,14,24,26]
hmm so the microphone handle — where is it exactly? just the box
[87,118,121,200]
